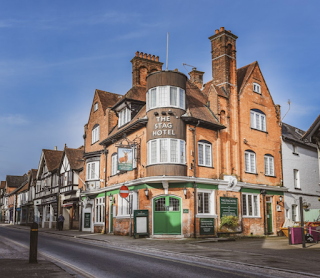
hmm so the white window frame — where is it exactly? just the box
[111,154,118,176]
[92,125,100,144]
[132,145,137,169]
[116,192,138,218]
[95,197,105,224]
[198,141,212,167]
[86,161,99,181]
[253,83,261,94]
[94,102,98,112]
[293,169,300,189]
[291,204,298,221]
[196,189,216,218]
[118,107,131,127]
[250,110,266,132]
[147,138,186,165]
[146,86,186,111]
[243,193,260,217]
[245,151,256,174]
[264,155,275,176]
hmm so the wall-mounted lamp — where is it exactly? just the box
[168,110,174,115]
[109,194,114,203]
[243,138,248,144]
[144,188,149,200]
[277,195,283,205]
[183,187,187,199]
[161,111,166,115]
[154,111,159,116]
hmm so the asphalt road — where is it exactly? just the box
[0,226,274,278]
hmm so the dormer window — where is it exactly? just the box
[147,86,186,111]
[94,102,98,112]
[253,83,261,94]
[118,107,131,127]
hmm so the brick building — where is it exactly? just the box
[81,27,286,237]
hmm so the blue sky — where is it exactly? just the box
[0,0,319,181]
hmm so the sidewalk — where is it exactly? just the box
[5,224,320,277]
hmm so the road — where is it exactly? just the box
[0,226,274,278]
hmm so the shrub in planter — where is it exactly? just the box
[220,216,239,231]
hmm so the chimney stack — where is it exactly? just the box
[188,68,205,90]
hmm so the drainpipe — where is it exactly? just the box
[104,147,108,234]
[189,121,200,238]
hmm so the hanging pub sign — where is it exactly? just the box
[220,197,238,217]
[118,147,133,171]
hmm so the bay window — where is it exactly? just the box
[86,161,99,181]
[147,138,186,165]
[147,86,186,111]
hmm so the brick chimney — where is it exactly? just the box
[188,68,205,89]
[208,27,238,96]
[131,51,163,86]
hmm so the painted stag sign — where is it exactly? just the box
[118,147,133,171]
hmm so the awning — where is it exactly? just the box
[63,202,74,208]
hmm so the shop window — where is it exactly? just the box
[250,109,266,131]
[198,141,212,167]
[197,190,215,216]
[117,192,138,217]
[264,154,275,176]
[243,194,260,217]
[95,197,105,224]
[245,150,256,174]
[147,138,186,165]
[147,86,186,111]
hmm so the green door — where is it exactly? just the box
[153,196,181,235]
[110,204,113,233]
[267,202,273,233]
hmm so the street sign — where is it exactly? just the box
[119,185,129,198]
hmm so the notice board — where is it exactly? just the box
[220,197,238,217]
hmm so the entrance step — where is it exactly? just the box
[149,235,185,240]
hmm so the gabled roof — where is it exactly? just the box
[282,122,316,148]
[202,80,228,98]
[237,61,257,95]
[43,149,64,172]
[302,114,320,144]
[111,85,147,111]
[17,182,29,193]
[96,89,123,113]
[6,175,27,188]
[64,148,84,170]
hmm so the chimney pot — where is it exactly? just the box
[140,52,143,58]
[220,27,225,32]
[144,53,147,59]
[135,51,139,57]
[54,146,57,150]
[148,54,151,60]
[228,30,231,33]
[152,55,155,61]
[215,29,219,34]
[156,56,159,62]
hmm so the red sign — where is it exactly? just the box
[119,185,129,198]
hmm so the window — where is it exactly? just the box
[117,192,138,217]
[250,109,266,131]
[292,144,298,154]
[94,102,98,112]
[264,155,274,176]
[147,86,186,111]
[291,204,298,221]
[95,197,105,224]
[118,107,131,127]
[92,124,100,144]
[132,145,137,169]
[243,194,260,217]
[245,150,256,174]
[293,169,300,189]
[197,190,215,216]
[198,141,212,167]
[111,153,118,176]
[147,138,186,165]
[253,83,261,94]
[86,161,99,180]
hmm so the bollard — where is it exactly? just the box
[29,222,38,263]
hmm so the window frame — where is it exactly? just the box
[86,161,100,181]
[242,193,260,217]
[253,83,261,94]
[146,86,186,111]
[196,189,216,217]
[198,141,212,167]
[91,124,100,144]
[94,197,105,224]
[264,154,275,176]
[250,109,266,132]
[111,153,118,176]
[147,138,186,165]
[245,150,257,174]
[293,169,300,189]
[116,192,138,218]
[118,107,131,127]
[94,102,98,112]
